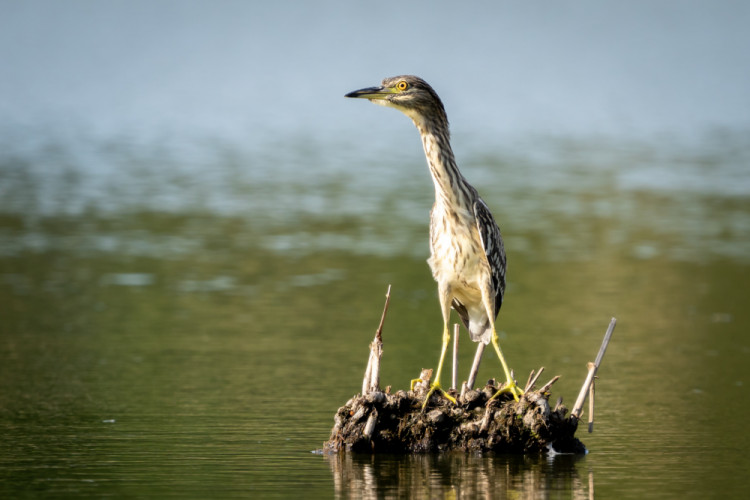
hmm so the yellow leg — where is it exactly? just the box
[488,327,523,402]
[412,283,459,408]
[477,276,523,403]
[420,325,457,408]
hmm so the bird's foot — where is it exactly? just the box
[421,381,457,409]
[488,378,523,403]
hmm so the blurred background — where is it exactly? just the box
[1,1,749,498]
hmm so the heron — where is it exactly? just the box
[345,75,522,406]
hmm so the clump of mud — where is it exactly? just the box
[323,383,586,454]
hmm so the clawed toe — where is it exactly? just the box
[422,382,457,409]
[488,379,523,403]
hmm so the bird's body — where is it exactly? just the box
[346,75,520,404]
[420,117,504,347]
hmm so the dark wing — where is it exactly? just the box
[473,198,507,318]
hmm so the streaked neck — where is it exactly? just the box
[414,120,472,209]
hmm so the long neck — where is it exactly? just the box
[414,119,474,209]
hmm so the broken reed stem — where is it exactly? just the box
[571,362,596,421]
[362,344,382,395]
[414,368,433,396]
[451,323,459,390]
[571,317,617,421]
[363,411,378,439]
[362,285,392,395]
[362,354,373,395]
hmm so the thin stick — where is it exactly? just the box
[466,342,485,390]
[375,285,392,343]
[524,369,535,393]
[594,317,616,367]
[538,375,560,393]
[362,285,391,395]
[571,317,616,420]
[451,323,459,390]
[554,396,563,412]
[588,377,595,433]
[524,367,545,393]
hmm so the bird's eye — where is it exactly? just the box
[397,81,409,91]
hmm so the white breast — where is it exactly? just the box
[427,202,485,296]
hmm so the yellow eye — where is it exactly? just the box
[397,80,409,91]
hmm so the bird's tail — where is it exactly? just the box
[452,299,493,345]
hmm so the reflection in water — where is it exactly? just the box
[2,132,750,264]
[326,452,592,499]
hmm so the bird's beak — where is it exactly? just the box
[345,85,395,100]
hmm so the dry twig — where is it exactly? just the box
[362,285,391,395]
[524,367,545,393]
[451,323,459,390]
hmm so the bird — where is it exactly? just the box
[345,75,522,406]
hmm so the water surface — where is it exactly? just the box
[2,131,749,497]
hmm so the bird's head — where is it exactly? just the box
[345,75,447,128]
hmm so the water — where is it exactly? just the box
[2,130,749,497]
[2,1,750,498]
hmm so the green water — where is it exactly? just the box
[1,134,749,498]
